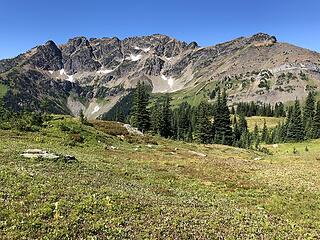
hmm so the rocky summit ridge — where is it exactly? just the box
[0,33,319,119]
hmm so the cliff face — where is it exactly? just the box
[1,33,319,119]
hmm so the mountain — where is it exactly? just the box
[0,33,319,119]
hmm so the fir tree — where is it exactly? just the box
[131,81,150,132]
[159,94,173,138]
[303,92,315,138]
[312,101,320,139]
[286,99,305,141]
[150,101,161,134]
[233,115,241,144]
[195,101,213,144]
[213,90,233,145]
[79,109,86,125]
[238,114,248,133]
[261,120,268,142]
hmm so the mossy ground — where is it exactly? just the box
[0,115,319,239]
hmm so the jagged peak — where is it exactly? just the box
[250,32,277,43]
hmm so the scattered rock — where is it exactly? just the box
[21,149,60,160]
[188,150,207,157]
[64,155,77,163]
[272,144,279,148]
[106,146,118,150]
[123,124,143,135]
[20,149,77,163]
[254,157,262,161]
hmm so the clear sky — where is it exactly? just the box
[0,0,319,59]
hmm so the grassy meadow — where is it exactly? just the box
[0,115,319,239]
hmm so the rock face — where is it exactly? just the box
[0,33,320,119]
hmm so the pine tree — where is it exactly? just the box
[312,101,320,139]
[150,101,161,134]
[286,99,305,141]
[195,101,213,144]
[159,94,173,138]
[213,90,233,145]
[303,92,315,138]
[131,81,150,132]
[233,115,241,144]
[261,120,268,142]
[79,109,86,125]
[238,114,248,133]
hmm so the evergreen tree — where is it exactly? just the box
[159,94,173,138]
[303,92,315,138]
[150,101,161,134]
[261,120,268,142]
[213,90,233,145]
[312,101,320,139]
[195,101,213,144]
[174,102,193,141]
[233,115,241,144]
[115,109,125,123]
[286,99,305,141]
[131,81,150,132]
[79,109,86,124]
[238,114,248,133]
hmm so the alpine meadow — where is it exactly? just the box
[1,0,320,239]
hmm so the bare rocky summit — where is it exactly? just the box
[0,33,319,119]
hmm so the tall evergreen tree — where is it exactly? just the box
[131,81,150,132]
[233,115,241,144]
[303,92,315,138]
[159,94,173,138]
[213,90,233,145]
[312,101,320,139]
[261,120,268,142]
[195,101,213,144]
[238,114,248,133]
[150,101,161,134]
[286,99,305,141]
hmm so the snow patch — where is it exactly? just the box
[161,74,168,81]
[58,69,74,82]
[66,75,74,82]
[92,106,100,114]
[134,46,150,52]
[97,69,113,74]
[142,47,150,52]
[161,74,174,88]
[59,69,66,75]
[126,54,142,61]
[48,70,54,74]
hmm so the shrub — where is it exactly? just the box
[93,120,129,136]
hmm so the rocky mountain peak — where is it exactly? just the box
[0,33,319,119]
[27,39,62,70]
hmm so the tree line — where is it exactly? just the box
[130,82,320,150]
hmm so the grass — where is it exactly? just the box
[0,115,320,239]
[0,83,8,99]
[246,116,284,130]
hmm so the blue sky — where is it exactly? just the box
[0,0,319,59]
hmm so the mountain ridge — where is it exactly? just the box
[0,33,319,119]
